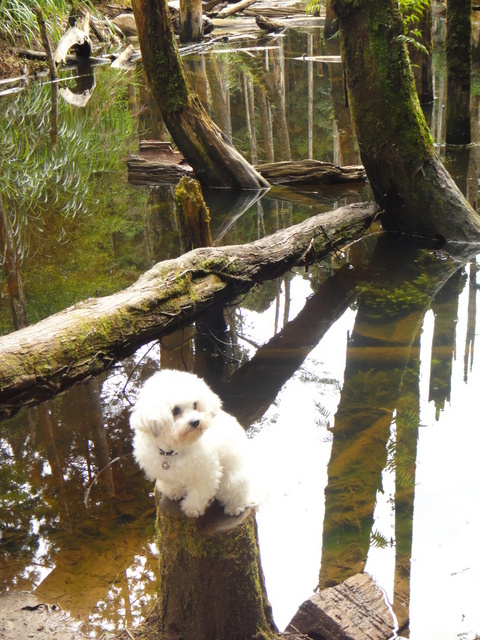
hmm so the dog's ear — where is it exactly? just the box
[201,384,222,417]
[130,405,162,437]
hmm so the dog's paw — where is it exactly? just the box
[223,504,247,516]
[180,500,206,518]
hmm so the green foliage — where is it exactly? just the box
[398,0,430,55]
[0,69,136,264]
[305,0,325,17]
[370,529,391,549]
[0,0,71,47]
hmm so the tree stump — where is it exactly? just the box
[286,573,396,640]
[135,488,278,640]
[174,177,212,252]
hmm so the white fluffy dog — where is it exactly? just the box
[130,369,258,518]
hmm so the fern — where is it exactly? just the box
[398,0,430,54]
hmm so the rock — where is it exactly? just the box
[285,573,396,640]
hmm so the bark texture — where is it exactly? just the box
[0,202,379,418]
[331,0,480,241]
[136,494,278,640]
[131,0,268,189]
[174,177,213,251]
[179,0,203,42]
[286,573,396,640]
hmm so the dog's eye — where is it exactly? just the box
[193,402,197,410]
[172,406,181,417]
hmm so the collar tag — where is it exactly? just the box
[159,447,178,471]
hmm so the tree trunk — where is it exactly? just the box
[134,493,278,640]
[0,203,379,419]
[179,0,203,42]
[131,0,268,189]
[446,0,472,144]
[0,195,29,331]
[174,177,212,252]
[330,0,480,241]
[409,0,434,104]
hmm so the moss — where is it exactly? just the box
[153,502,279,639]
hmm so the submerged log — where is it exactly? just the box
[286,573,396,640]
[0,202,379,418]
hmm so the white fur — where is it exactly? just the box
[130,369,258,518]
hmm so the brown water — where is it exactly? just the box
[1,11,480,639]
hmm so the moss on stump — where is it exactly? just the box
[133,489,279,640]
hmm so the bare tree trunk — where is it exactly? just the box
[0,195,28,330]
[0,202,379,418]
[409,0,434,104]
[446,0,472,144]
[179,0,203,42]
[131,0,268,189]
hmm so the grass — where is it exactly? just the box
[0,0,72,48]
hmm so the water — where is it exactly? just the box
[1,11,480,639]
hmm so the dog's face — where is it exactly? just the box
[130,370,222,449]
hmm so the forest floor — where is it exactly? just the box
[0,592,88,640]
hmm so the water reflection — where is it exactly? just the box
[2,235,480,637]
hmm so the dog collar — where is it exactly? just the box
[158,447,178,470]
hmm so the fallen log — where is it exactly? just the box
[216,0,258,18]
[110,43,137,69]
[16,48,107,66]
[0,202,379,419]
[256,159,366,185]
[127,155,193,184]
[255,15,286,32]
[127,152,367,186]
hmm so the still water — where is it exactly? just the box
[1,10,480,639]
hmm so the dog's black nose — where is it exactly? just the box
[190,419,200,430]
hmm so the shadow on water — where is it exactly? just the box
[1,11,480,640]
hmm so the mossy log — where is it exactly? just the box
[0,202,379,418]
[133,491,278,640]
